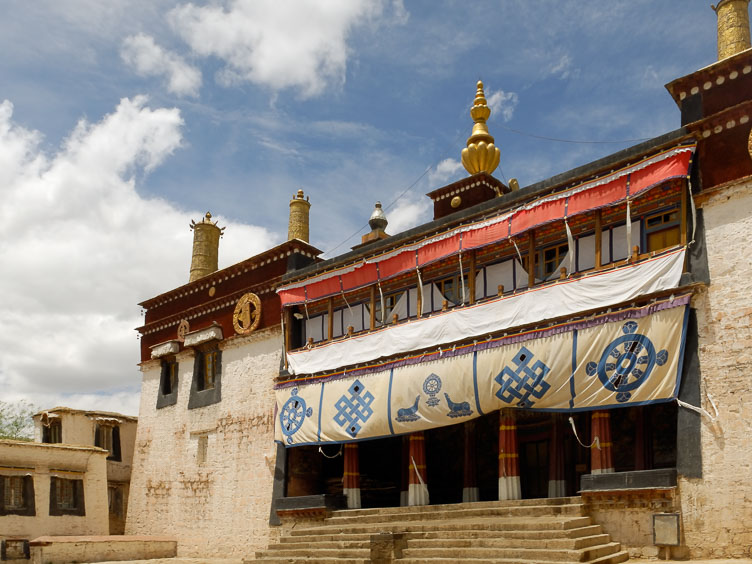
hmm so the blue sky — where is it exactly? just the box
[0,1,729,415]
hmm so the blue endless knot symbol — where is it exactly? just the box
[495,347,551,408]
[333,379,375,438]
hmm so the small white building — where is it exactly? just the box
[0,440,109,560]
[32,408,137,535]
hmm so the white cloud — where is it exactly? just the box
[121,33,202,97]
[168,0,401,97]
[384,195,432,235]
[486,89,519,122]
[548,53,575,79]
[428,158,463,186]
[0,97,276,414]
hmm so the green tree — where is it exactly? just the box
[0,400,37,440]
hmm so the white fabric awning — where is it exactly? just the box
[286,248,685,376]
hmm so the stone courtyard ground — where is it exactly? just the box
[87,559,752,563]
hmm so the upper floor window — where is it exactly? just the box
[95,424,121,461]
[645,209,681,253]
[42,419,62,444]
[49,477,85,516]
[188,344,222,409]
[198,348,220,391]
[157,359,179,409]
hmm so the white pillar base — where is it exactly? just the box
[498,476,521,500]
[591,467,614,475]
[344,487,361,509]
[462,487,479,503]
[408,483,429,506]
[547,479,566,498]
[400,490,408,506]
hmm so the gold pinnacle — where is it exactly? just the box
[461,80,501,175]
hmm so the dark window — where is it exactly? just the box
[157,358,179,408]
[188,345,222,409]
[1,539,30,560]
[0,475,35,516]
[49,477,85,516]
[94,424,121,461]
[42,420,62,444]
[199,349,219,391]
[108,483,124,518]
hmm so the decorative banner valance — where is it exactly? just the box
[275,296,690,446]
[278,145,695,306]
[285,248,685,377]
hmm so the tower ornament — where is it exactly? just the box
[233,292,262,335]
[461,80,501,176]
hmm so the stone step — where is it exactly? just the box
[325,502,586,525]
[255,547,370,559]
[402,533,612,551]
[251,558,368,564]
[331,496,583,518]
[399,541,622,562]
[287,516,596,536]
[281,524,605,545]
[589,549,630,564]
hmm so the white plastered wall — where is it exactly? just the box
[125,326,281,558]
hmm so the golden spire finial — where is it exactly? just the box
[712,0,751,60]
[461,80,500,176]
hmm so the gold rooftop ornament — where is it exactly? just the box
[189,211,225,282]
[461,80,501,176]
[288,189,311,243]
[713,0,751,60]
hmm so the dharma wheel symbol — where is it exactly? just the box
[233,292,261,335]
[586,321,669,403]
[279,388,313,445]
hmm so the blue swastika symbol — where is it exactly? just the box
[333,379,375,438]
[495,347,551,408]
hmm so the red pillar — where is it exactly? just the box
[343,443,361,509]
[408,431,429,506]
[591,410,614,474]
[498,409,521,500]
[463,421,478,502]
[548,414,566,497]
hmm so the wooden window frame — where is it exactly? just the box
[42,420,62,444]
[49,477,85,517]
[0,475,35,516]
[94,424,121,462]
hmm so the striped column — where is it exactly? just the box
[408,431,429,506]
[400,435,409,506]
[343,443,361,509]
[591,410,614,474]
[463,421,479,502]
[548,414,566,498]
[498,409,521,500]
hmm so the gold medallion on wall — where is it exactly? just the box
[177,319,190,342]
[233,292,262,335]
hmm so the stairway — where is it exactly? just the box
[251,496,629,563]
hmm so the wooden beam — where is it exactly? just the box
[528,232,536,288]
[680,181,688,247]
[327,297,334,341]
[369,286,376,330]
[468,250,476,305]
[595,210,602,270]
[416,272,423,317]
